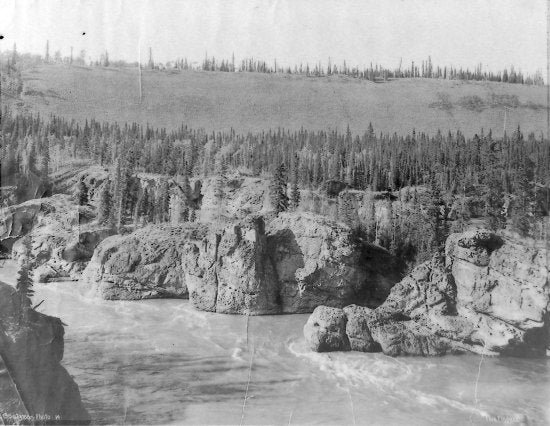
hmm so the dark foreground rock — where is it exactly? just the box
[0,282,90,423]
[305,229,550,357]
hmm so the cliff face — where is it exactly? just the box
[266,213,400,312]
[305,229,550,357]
[183,216,280,314]
[446,230,549,355]
[0,282,90,423]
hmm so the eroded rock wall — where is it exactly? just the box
[82,224,208,299]
[305,229,550,357]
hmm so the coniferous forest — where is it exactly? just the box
[2,105,548,268]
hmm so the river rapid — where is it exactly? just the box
[2,262,549,425]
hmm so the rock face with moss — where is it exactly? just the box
[0,282,90,423]
[304,229,550,357]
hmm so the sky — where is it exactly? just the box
[0,0,547,75]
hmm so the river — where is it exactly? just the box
[2,262,549,425]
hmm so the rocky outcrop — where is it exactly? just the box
[446,230,549,356]
[0,281,90,423]
[82,224,208,300]
[183,216,280,314]
[198,175,271,222]
[3,195,116,282]
[266,213,399,312]
[304,229,549,357]
[87,212,400,313]
[185,212,400,313]
[0,197,56,254]
[303,306,351,351]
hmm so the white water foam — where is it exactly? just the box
[289,341,528,424]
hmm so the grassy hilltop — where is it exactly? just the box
[8,63,548,136]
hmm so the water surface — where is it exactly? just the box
[2,264,548,425]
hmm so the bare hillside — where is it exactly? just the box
[10,64,548,136]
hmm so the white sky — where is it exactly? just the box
[0,0,547,75]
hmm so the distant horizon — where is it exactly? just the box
[0,0,546,76]
[1,46,545,83]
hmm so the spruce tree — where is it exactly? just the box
[289,155,301,210]
[180,170,193,221]
[156,181,170,223]
[27,143,37,173]
[483,138,505,230]
[427,172,444,253]
[98,181,113,226]
[75,180,89,205]
[365,192,377,243]
[511,160,533,237]
[290,179,300,211]
[40,144,50,178]
[270,163,289,214]
[213,155,228,222]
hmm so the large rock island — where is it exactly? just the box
[304,229,550,357]
[83,212,402,314]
